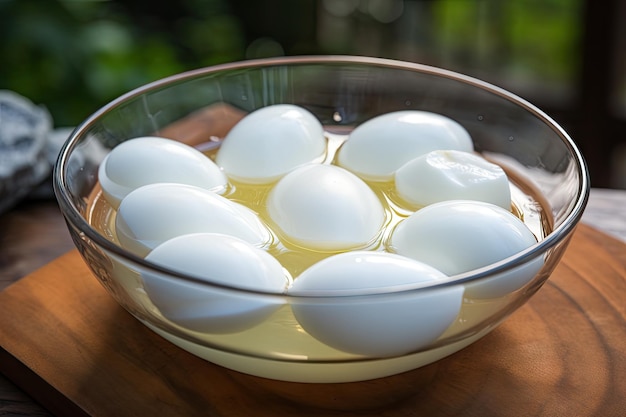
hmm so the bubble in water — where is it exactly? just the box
[477,115,484,121]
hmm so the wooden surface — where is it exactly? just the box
[0,102,624,415]
[0,200,74,417]
[0,219,624,416]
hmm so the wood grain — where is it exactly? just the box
[0,199,73,416]
[0,223,624,417]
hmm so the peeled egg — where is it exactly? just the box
[142,233,289,333]
[215,104,326,183]
[464,255,544,299]
[288,251,463,357]
[337,111,474,181]
[116,183,271,257]
[395,150,511,209]
[267,164,385,250]
[390,200,542,298]
[98,136,227,208]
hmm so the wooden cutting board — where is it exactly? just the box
[0,223,624,417]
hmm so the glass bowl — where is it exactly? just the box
[53,56,589,383]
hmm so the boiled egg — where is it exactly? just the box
[98,136,227,208]
[395,150,511,209]
[267,164,385,251]
[337,111,474,181]
[116,183,271,257]
[216,104,326,183]
[142,233,289,333]
[288,251,463,357]
[390,200,542,298]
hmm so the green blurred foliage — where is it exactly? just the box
[0,0,582,127]
[432,0,582,84]
[0,0,246,126]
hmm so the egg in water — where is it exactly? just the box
[390,200,542,298]
[116,183,271,257]
[216,104,326,183]
[288,251,463,357]
[337,110,474,181]
[142,233,290,333]
[267,164,385,251]
[98,136,227,208]
[85,105,550,364]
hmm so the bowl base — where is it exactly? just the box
[143,320,493,383]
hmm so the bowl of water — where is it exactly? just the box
[53,56,589,383]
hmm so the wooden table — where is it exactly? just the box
[0,188,624,416]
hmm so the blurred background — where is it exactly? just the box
[1,0,624,189]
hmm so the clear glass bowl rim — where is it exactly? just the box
[53,55,590,298]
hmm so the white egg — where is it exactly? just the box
[116,183,271,257]
[390,200,543,298]
[142,233,289,333]
[288,251,463,357]
[395,150,511,209]
[464,255,545,299]
[337,111,474,181]
[98,136,227,208]
[215,104,326,183]
[267,164,385,251]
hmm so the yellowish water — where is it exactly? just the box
[84,132,552,369]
